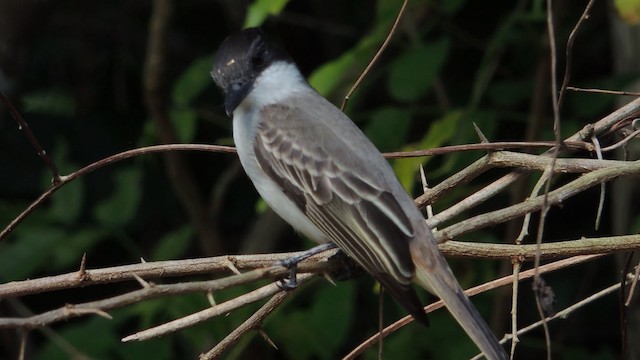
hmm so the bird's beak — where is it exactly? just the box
[224,81,251,117]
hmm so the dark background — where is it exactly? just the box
[1,0,638,359]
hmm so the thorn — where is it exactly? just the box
[258,328,278,350]
[132,274,151,288]
[207,291,216,306]
[140,257,147,264]
[472,122,489,143]
[122,334,137,342]
[77,253,87,278]
[419,164,429,194]
[225,258,241,275]
[420,164,436,230]
[322,273,337,286]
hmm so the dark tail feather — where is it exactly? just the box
[410,239,507,360]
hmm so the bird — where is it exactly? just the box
[211,27,507,360]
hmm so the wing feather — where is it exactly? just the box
[255,104,416,285]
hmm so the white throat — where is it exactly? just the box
[236,61,308,114]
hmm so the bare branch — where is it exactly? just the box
[342,254,603,359]
[0,91,62,183]
[340,0,408,111]
[200,290,295,360]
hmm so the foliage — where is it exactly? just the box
[0,0,637,359]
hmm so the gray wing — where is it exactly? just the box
[254,103,428,323]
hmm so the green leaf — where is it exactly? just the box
[51,227,105,270]
[309,18,394,97]
[487,79,532,107]
[244,0,289,28]
[94,167,142,228]
[615,0,640,24]
[0,226,65,281]
[118,338,172,360]
[441,0,467,14]
[169,56,213,143]
[393,110,461,191]
[388,38,450,103]
[267,283,356,360]
[45,140,84,224]
[365,107,412,151]
[36,317,120,360]
[309,51,360,97]
[170,108,197,143]
[172,56,213,107]
[22,88,75,116]
[151,225,194,260]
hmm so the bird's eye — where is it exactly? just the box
[252,54,265,69]
[231,82,243,91]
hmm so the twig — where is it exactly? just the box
[500,278,634,345]
[438,234,640,260]
[600,128,640,152]
[626,258,640,306]
[342,254,603,359]
[0,91,62,183]
[123,274,314,342]
[144,0,222,255]
[199,290,294,360]
[340,0,408,111]
[533,2,562,356]
[384,140,593,158]
[425,84,640,245]
[0,250,338,299]
[509,261,521,359]
[557,0,596,111]
[591,135,605,230]
[567,86,640,97]
[0,144,235,241]
[2,234,638,302]
[433,160,640,238]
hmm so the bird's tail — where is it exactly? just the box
[409,237,507,360]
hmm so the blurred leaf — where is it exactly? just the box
[22,88,75,116]
[36,317,120,360]
[615,0,640,24]
[170,56,213,143]
[170,108,197,143]
[118,337,172,360]
[51,227,105,270]
[173,56,214,107]
[0,226,64,281]
[94,167,142,229]
[137,119,158,146]
[47,179,84,223]
[393,110,461,191]
[441,0,467,14]
[487,79,532,107]
[244,0,289,28]
[366,325,429,360]
[469,6,529,108]
[151,225,194,260]
[309,15,397,97]
[309,50,360,97]
[45,139,84,224]
[365,107,412,151]
[568,80,616,118]
[267,283,356,360]
[559,347,616,360]
[388,38,450,103]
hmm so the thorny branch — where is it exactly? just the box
[1,96,639,357]
[2,2,640,359]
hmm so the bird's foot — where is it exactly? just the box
[276,242,337,290]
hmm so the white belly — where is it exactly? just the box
[233,108,330,244]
